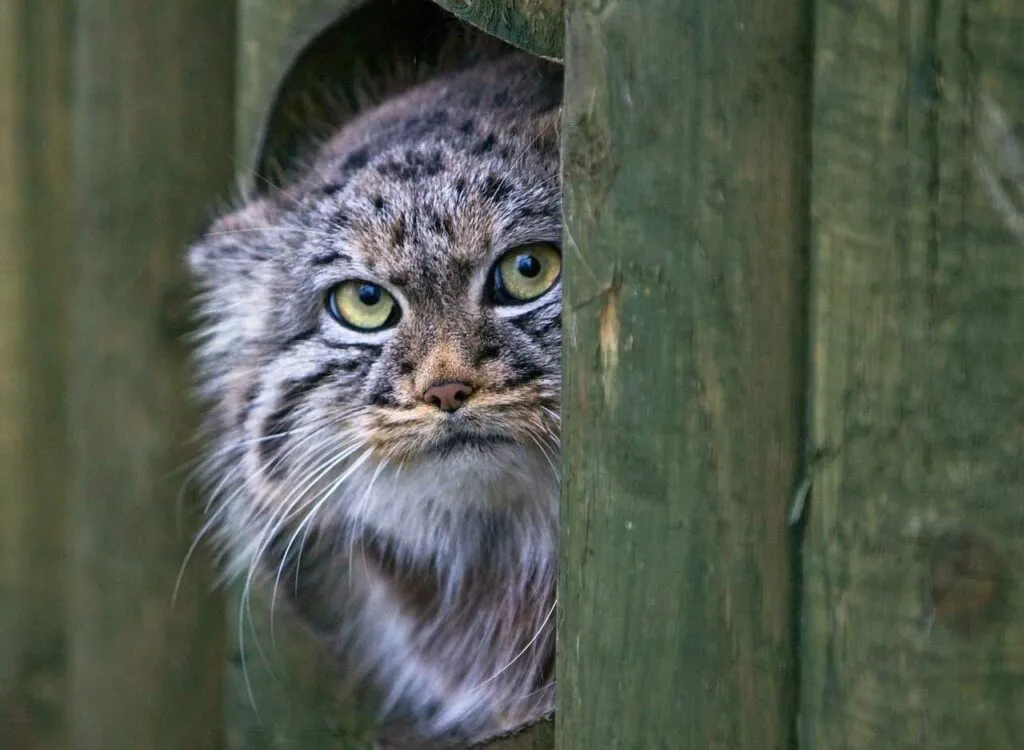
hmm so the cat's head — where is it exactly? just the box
[188,54,563,560]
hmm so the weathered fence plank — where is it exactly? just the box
[0,0,23,712]
[432,0,564,60]
[237,0,363,178]
[67,1,236,747]
[559,0,809,748]
[241,0,480,187]
[0,3,72,748]
[802,0,1024,747]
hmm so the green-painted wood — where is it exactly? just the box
[559,0,810,747]
[241,0,480,188]
[432,0,563,60]
[0,3,72,748]
[237,0,368,180]
[801,0,1024,746]
[483,719,554,749]
[67,1,235,747]
[0,0,24,707]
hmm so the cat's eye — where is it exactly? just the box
[490,243,561,304]
[326,280,399,331]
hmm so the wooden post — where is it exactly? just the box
[801,0,1024,746]
[67,1,235,747]
[0,2,72,747]
[236,0,360,179]
[431,0,563,60]
[559,0,810,747]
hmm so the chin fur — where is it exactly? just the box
[217,442,559,743]
[342,444,559,741]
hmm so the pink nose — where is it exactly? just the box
[423,381,474,412]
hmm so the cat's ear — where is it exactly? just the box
[187,198,273,285]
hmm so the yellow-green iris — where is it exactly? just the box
[327,280,398,331]
[493,243,561,303]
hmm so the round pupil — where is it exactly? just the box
[515,254,541,278]
[357,284,382,306]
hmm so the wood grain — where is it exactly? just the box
[237,0,365,179]
[559,0,810,747]
[0,3,72,748]
[432,0,564,60]
[802,0,1024,747]
[67,1,236,747]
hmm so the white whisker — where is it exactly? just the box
[471,599,557,694]
[264,438,368,637]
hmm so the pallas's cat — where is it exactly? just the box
[188,50,562,747]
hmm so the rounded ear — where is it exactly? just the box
[187,198,274,284]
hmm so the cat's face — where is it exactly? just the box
[189,55,562,556]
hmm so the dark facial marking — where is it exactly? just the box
[367,380,399,407]
[328,211,350,231]
[316,182,346,197]
[310,251,345,266]
[386,150,445,182]
[440,214,455,238]
[344,146,370,171]
[481,174,512,204]
[322,341,384,356]
[282,324,321,350]
[425,110,448,127]
[533,315,562,337]
[473,343,501,367]
[390,216,407,247]
[472,134,496,155]
[429,210,444,235]
[503,361,546,389]
[449,258,475,290]
[238,382,260,428]
[259,366,336,473]
[339,359,367,374]
[511,306,560,335]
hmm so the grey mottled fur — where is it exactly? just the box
[187,51,563,746]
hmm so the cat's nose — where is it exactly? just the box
[423,381,474,412]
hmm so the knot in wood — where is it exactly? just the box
[929,531,1004,639]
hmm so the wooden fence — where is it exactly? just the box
[2,0,1022,748]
